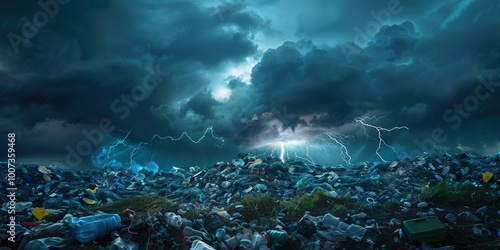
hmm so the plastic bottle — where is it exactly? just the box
[296,177,310,189]
[69,213,121,243]
[24,237,67,250]
[266,230,289,245]
[191,239,216,250]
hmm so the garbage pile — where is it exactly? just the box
[1,152,500,249]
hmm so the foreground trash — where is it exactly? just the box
[0,152,499,249]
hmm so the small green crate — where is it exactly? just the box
[402,216,447,242]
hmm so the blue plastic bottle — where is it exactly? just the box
[69,213,121,243]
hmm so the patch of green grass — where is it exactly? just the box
[228,191,357,222]
[93,195,179,213]
[417,180,491,207]
[237,193,284,219]
[331,204,348,217]
[183,207,206,221]
[382,199,400,213]
[285,190,353,218]
[336,193,352,204]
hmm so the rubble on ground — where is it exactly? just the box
[1,152,500,249]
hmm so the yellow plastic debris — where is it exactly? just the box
[82,197,97,205]
[483,172,493,183]
[88,187,98,194]
[389,161,398,170]
[32,207,50,220]
[288,166,295,173]
[248,158,263,168]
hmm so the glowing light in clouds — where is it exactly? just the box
[224,57,258,83]
[212,87,232,102]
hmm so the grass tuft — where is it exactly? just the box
[93,195,179,213]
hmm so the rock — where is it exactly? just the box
[476,205,487,214]
[445,213,457,223]
[254,184,267,192]
[326,190,339,198]
[472,225,492,238]
[7,149,500,250]
[183,226,211,241]
[428,163,436,170]
[240,232,270,250]
[461,167,470,176]
[435,174,444,182]
[351,212,367,220]
[417,202,428,208]
[345,224,367,241]
[191,240,216,250]
[317,229,347,242]
[459,211,482,223]
[221,181,232,189]
[441,166,450,175]
[354,186,364,192]
[417,212,428,217]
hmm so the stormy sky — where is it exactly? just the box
[1,0,500,170]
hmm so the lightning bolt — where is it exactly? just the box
[355,116,409,162]
[279,142,285,163]
[245,113,408,165]
[94,127,224,170]
[256,140,317,164]
[128,126,224,164]
[255,132,354,165]
[318,132,353,165]
[101,129,133,168]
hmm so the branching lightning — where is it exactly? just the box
[95,127,225,170]
[97,114,407,169]
[255,131,354,165]
[101,129,132,168]
[128,126,224,164]
[246,113,408,165]
[318,132,353,165]
[262,140,318,165]
[355,116,409,162]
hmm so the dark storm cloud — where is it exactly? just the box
[0,0,265,167]
[227,78,247,89]
[181,90,221,119]
[227,0,500,159]
[1,0,499,168]
[245,0,438,45]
